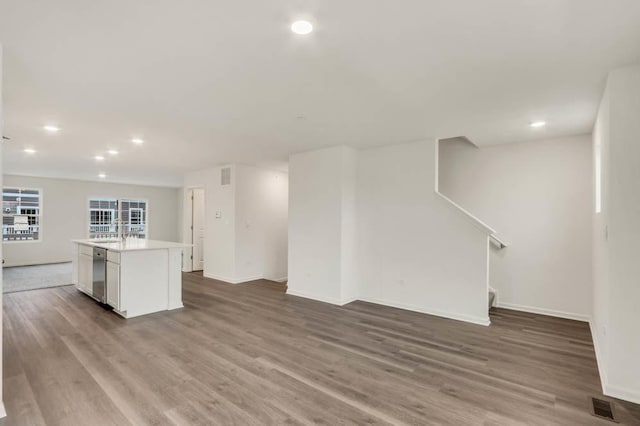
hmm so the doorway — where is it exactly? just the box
[191,188,205,271]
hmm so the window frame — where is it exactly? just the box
[86,197,150,239]
[89,207,117,235]
[129,207,144,225]
[120,200,149,238]
[2,186,43,244]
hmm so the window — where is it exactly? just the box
[90,209,114,226]
[3,187,42,241]
[88,198,148,238]
[88,199,118,238]
[130,208,143,225]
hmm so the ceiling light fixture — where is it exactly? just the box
[95,155,105,161]
[291,20,313,35]
[43,125,60,133]
[24,148,36,154]
[530,121,546,128]
[98,173,107,179]
[108,149,119,155]
[131,138,144,144]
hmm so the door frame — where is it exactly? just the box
[189,187,205,272]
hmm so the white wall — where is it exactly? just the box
[592,64,640,404]
[0,44,5,419]
[235,164,288,282]
[288,142,491,325]
[288,147,356,304]
[183,166,236,280]
[183,164,288,283]
[438,135,593,320]
[340,148,358,303]
[592,84,611,385]
[356,140,490,325]
[2,175,181,267]
[3,175,179,266]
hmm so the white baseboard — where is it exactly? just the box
[589,320,607,395]
[359,297,491,326]
[233,275,263,284]
[604,384,640,405]
[203,273,263,284]
[269,276,288,283]
[286,290,355,306]
[588,320,640,404]
[496,302,590,322]
[0,401,6,418]
[286,291,489,326]
[2,259,72,268]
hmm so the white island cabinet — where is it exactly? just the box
[71,239,190,318]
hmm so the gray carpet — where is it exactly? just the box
[3,262,73,293]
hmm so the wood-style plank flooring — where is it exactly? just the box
[2,272,640,425]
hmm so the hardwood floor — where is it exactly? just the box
[2,272,639,425]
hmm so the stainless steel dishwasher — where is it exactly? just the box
[92,247,107,303]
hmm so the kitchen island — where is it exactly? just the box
[72,239,190,318]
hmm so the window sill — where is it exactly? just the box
[2,239,42,244]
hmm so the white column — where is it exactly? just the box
[287,146,358,305]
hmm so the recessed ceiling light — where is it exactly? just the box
[95,155,105,161]
[24,148,36,154]
[131,138,144,144]
[291,20,313,35]
[530,121,546,128]
[43,125,60,133]
[108,149,119,155]
[98,173,107,179]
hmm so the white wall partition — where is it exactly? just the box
[288,146,358,304]
[592,86,611,386]
[592,64,640,404]
[356,140,490,325]
[288,141,491,325]
[438,135,593,320]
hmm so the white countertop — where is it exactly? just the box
[72,239,191,252]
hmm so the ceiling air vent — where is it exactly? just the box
[221,167,231,186]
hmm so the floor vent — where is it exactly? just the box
[591,397,616,422]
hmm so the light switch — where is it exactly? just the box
[215,209,222,219]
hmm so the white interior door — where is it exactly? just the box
[192,188,205,271]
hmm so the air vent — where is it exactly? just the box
[221,167,231,186]
[591,397,616,422]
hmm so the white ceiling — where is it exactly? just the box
[1,0,640,187]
